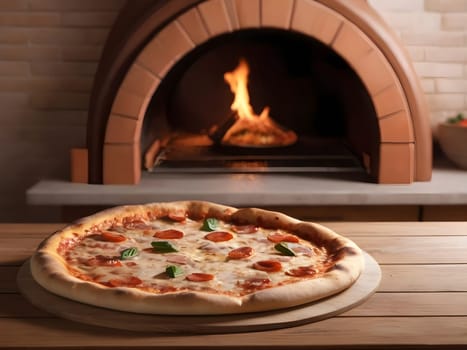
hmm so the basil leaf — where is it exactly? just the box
[120,247,139,260]
[201,218,218,232]
[166,265,184,278]
[151,241,178,253]
[275,242,296,256]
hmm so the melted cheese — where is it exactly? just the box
[63,218,330,296]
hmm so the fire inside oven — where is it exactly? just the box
[142,29,378,174]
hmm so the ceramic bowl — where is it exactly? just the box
[438,122,467,169]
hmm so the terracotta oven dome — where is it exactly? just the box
[81,0,432,184]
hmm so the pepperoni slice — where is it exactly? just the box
[186,273,214,282]
[153,229,184,239]
[100,231,127,243]
[253,260,282,272]
[167,212,187,222]
[108,224,125,233]
[239,278,271,291]
[204,231,233,242]
[232,225,258,234]
[228,246,253,259]
[267,233,299,243]
[286,266,317,277]
[107,276,142,287]
[127,276,143,285]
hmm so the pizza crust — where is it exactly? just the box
[30,201,364,315]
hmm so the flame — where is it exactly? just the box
[220,58,297,147]
[223,58,269,121]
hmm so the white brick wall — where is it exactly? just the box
[369,0,467,131]
[425,0,467,12]
[369,0,425,12]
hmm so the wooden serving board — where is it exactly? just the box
[17,252,380,334]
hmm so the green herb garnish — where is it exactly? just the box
[447,113,465,124]
[201,218,218,232]
[151,241,178,253]
[120,247,139,260]
[275,242,296,256]
[165,265,184,278]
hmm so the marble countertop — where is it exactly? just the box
[26,159,467,207]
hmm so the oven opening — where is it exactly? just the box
[142,28,379,175]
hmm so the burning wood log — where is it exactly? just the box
[208,112,239,144]
[221,114,297,147]
[144,136,171,170]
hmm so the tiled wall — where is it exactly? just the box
[0,0,465,221]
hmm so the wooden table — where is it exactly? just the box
[2,222,467,349]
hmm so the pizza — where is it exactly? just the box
[30,201,364,315]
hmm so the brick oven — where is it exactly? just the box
[73,0,432,185]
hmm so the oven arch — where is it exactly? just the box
[85,0,431,184]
